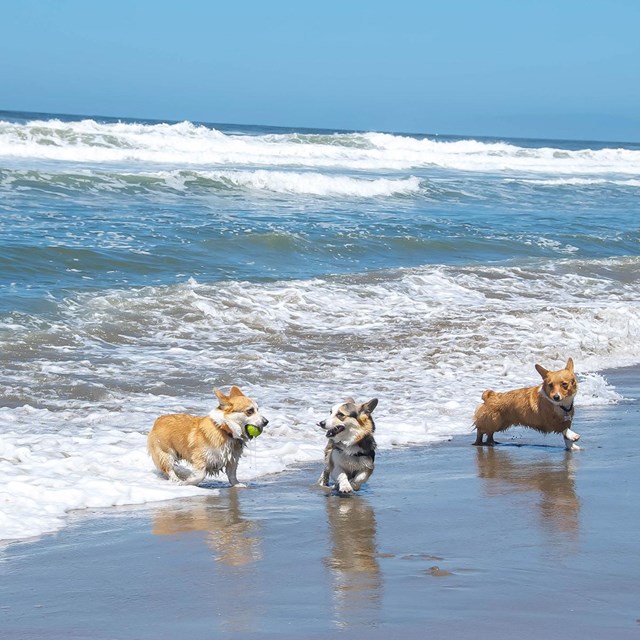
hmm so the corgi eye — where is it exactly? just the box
[336,412,345,419]
[245,407,255,416]
[561,382,569,389]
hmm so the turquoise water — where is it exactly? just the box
[1,111,639,312]
[0,110,639,542]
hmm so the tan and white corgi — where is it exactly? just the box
[317,398,378,493]
[473,358,579,450]
[148,386,268,486]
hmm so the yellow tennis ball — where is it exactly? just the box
[246,424,262,438]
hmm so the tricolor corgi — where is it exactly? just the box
[317,398,378,493]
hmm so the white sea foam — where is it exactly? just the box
[1,118,639,176]
[205,170,422,197]
[515,177,640,187]
[0,167,421,198]
[1,258,638,543]
[149,169,421,197]
[525,237,580,254]
[0,418,210,541]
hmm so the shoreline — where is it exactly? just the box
[1,365,639,639]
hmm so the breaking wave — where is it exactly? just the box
[1,117,639,175]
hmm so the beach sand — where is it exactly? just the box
[1,366,639,639]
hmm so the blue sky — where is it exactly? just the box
[1,0,639,141]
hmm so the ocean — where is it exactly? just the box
[1,110,639,543]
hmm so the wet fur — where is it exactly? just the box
[317,398,378,493]
[473,358,580,450]
[148,386,268,486]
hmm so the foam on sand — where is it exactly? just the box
[1,258,638,544]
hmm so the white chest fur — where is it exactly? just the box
[331,447,373,475]
[204,439,242,474]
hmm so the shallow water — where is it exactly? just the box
[1,111,639,542]
[2,371,639,639]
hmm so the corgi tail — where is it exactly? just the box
[481,390,496,403]
[473,390,495,431]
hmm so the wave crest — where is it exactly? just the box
[2,117,639,175]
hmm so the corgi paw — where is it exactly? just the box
[337,481,354,494]
[563,428,580,442]
[563,437,581,451]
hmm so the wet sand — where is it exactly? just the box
[1,367,639,639]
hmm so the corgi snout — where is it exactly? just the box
[326,424,345,438]
[245,415,268,437]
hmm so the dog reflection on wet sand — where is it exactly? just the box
[323,496,381,626]
[152,491,261,566]
[475,446,580,536]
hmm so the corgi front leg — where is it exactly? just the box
[350,469,372,492]
[317,447,331,486]
[225,458,246,487]
[335,472,354,494]
[318,445,333,486]
[563,427,581,451]
[317,468,330,486]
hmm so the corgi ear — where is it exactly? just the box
[214,387,231,409]
[359,398,378,414]
[565,357,574,372]
[228,386,245,398]
[535,364,549,379]
[344,397,356,404]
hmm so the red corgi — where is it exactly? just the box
[148,386,268,486]
[473,358,579,450]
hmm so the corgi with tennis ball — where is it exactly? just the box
[473,358,580,450]
[148,386,268,486]
[317,398,378,493]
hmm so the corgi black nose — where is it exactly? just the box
[318,420,326,429]
[553,394,561,401]
[262,418,269,427]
